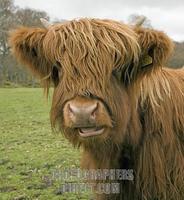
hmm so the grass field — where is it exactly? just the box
[0,88,91,200]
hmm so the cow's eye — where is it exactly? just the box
[112,68,122,82]
[51,61,61,86]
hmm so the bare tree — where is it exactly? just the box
[0,0,49,86]
[15,8,49,27]
[0,0,16,84]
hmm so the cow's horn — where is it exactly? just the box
[134,16,146,27]
[40,18,51,28]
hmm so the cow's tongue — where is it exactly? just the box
[79,127,104,137]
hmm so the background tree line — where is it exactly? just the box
[0,0,49,87]
[0,0,184,87]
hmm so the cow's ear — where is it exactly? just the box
[9,27,52,82]
[135,27,174,71]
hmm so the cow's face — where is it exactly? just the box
[9,19,173,145]
[46,20,137,144]
[50,63,131,145]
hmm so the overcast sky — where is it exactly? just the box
[14,0,184,42]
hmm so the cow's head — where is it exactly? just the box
[9,19,173,147]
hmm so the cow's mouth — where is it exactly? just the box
[78,127,105,137]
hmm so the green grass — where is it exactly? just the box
[0,88,92,200]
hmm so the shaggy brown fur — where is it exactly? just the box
[9,18,184,200]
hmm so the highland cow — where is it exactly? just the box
[9,18,184,200]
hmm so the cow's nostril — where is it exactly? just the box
[84,102,98,117]
[90,102,99,119]
[68,103,77,114]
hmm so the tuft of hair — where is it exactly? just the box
[42,19,142,86]
[9,18,174,94]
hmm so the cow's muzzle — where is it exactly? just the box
[63,96,112,137]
